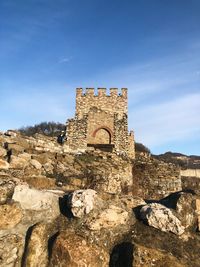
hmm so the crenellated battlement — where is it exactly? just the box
[75,87,128,119]
[76,87,127,97]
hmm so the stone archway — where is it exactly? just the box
[92,126,112,144]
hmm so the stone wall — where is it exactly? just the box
[181,175,200,195]
[181,169,200,178]
[76,88,127,119]
[133,153,182,200]
[66,115,88,150]
[114,114,129,154]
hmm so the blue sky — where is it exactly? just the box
[0,0,200,155]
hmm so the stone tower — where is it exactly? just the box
[66,88,135,158]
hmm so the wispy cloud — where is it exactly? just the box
[130,93,200,149]
[58,57,71,64]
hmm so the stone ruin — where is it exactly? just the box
[65,88,135,158]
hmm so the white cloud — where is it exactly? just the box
[130,93,200,148]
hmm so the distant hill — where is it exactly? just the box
[153,152,200,169]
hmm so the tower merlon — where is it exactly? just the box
[76,88,83,97]
[110,88,118,97]
[98,88,107,96]
[86,88,95,96]
[121,88,128,97]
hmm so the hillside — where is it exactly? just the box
[153,151,200,169]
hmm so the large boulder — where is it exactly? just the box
[140,203,185,235]
[0,202,22,229]
[23,222,58,267]
[87,205,129,231]
[67,189,97,218]
[12,184,61,220]
[50,231,109,267]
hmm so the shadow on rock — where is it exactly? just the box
[59,195,74,219]
[109,242,133,267]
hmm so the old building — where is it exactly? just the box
[66,88,135,158]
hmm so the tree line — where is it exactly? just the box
[19,121,66,137]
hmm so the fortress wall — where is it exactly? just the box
[181,169,200,178]
[66,116,88,150]
[114,114,129,153]
[181,169,200,195]
[133,154,182,199]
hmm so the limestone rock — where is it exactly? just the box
[0,202,22,229]
[140,203,185,235]
[88,205,129,231]
[0,146,7,158]
[10,156,28,169]
[30,159,42,170]
[68,189,97,218]
[50,231,109,267]
[0,179,15,204]
[24,222,58,267]
[18,152,32,161]
[43,162,54,174]
[176,193,197,229]
[12,184,60,219]
[0,234,23,267]
[196,198,200,231]
[0,159,9,170]
[105,173,122,194]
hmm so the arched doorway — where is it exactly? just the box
[92,127,112,144]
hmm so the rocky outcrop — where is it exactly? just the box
[0,131,200,266]
[50,231,109,267]
[140,203,185,235]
